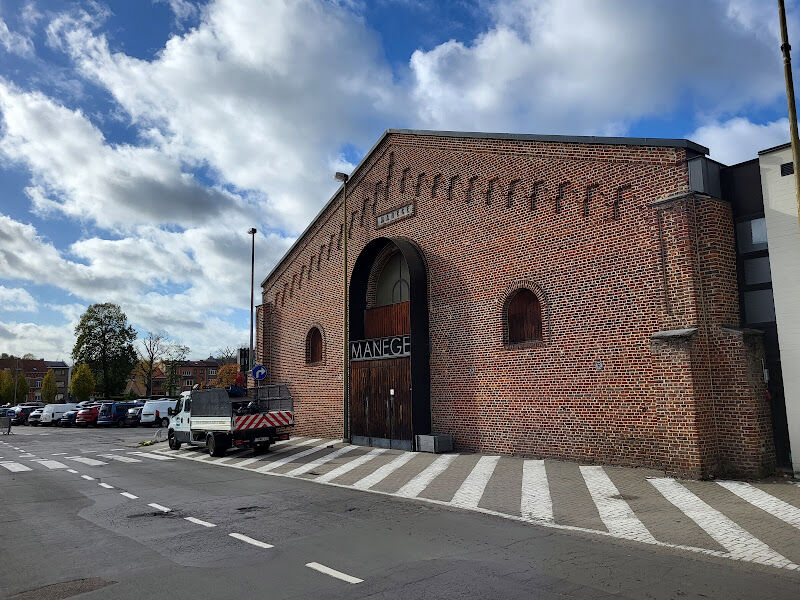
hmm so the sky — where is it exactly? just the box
[0,0,797,361]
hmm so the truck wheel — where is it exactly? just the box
[168,431,181,450]
[208,434,226,457]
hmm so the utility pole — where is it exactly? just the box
[778,0,800,226]
[248,228,257,376]
[13,357,18,404]
[335,172,350,442]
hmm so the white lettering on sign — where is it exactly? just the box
[376,203,414,228]
[350,335,411,361]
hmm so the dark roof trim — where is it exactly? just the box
[758,141,791,155]
[261,128,708,288]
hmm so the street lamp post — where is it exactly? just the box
[335,171,350,442]
[248,228,257,377]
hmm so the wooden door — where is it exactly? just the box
[349,356,411,446]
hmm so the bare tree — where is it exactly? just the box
[213,346,238,362]
[136,332,166,397]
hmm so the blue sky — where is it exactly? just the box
[0,0,796,360]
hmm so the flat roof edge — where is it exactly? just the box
[758,141,791,155]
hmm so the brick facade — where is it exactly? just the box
[258,130,774,478]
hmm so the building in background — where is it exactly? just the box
[44,360,69,401]
[0,358,49,402]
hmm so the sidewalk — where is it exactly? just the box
[156,436,800,572]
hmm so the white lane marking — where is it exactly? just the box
[648,478,796,569]
[0,461,31,472]
[255,443,335,473]
[521,459,553,523]
[229,533,273,548]
[316,448,386,483]
[450,455,500,509]
[120,492,138,499]
[18,453,36,458]
[717,481,800,530]
[98,454,142,463]
[351,451,416,490]
[395,454,459,499]
[109,448,126,451]
[305,562,363,584]
[81,475,95,481]
[65,456,107,466]
[129,452,174,461]
[98,482,114,489]
[148,503,171,513]
[67,469,78,474]
[233,438,324,468]
[184,516,216,528]
[51,452,67,456]
[285,445,358,477]
[580,466,656,543]
[33,460,68,470]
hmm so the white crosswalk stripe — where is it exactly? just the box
[521,459,553,523]
[65,456,108,466]
[32,460,68,470]
[1,461,31,472]
[581,466,656,543]
[255,443,334,473]
[717,480,800,530]
[285,445,358,477]
[395,454,458,499]
[351,451,415,490]
[128,452,174,461]
[98,454,142,463]
[451,456,499,509]
[315,448,386,483]
[648,478,796,569]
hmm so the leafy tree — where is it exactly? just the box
[41,369,58,404]
[72,303,137,398]
[162,343,189,397]
[0,369,14,404]
[70,364,95,402]
[1,353,18,360]
[22,353,37,359]
[15,372,29,402]
[209,363,239,388]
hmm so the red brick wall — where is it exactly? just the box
[258,132,773,477]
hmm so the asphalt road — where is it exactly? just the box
[2,426,799,600]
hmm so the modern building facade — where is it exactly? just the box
[257,129,782,479]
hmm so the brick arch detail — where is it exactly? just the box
[498,279,550,348]
[304,323,326,366]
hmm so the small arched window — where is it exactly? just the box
[305,327,323,364]
[375,252,410,307]
[506,289,543,344]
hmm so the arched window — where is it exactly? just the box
[375,252,410,307]
[305,327,323,364]
[506,289,543,344]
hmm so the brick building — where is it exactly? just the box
[0,358,49,402]
[257,129,777,479]
[44,360,69,401]
[177,360,222,392]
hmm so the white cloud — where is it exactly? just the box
[155,0,199,25]
[688,117,789,165]
[0,320,75,359]
[0,18,34,57]
[0,285,36,311]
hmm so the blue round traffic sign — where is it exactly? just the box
[252,365,267,380]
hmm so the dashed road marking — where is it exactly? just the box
[120,492,138,499]
[305,562,363,584]
[184,516,216,528]
[285,445,358,477]
[81,475,95,481]
[717,480,800,530]
[32,460,68,470]
[129,452,174,461]
[351,451,415,490]
[51,452,67,456]
[18,453,36,458]
[648,478,796,569]
[396,454,459,499]
[66,456,107,466]
[98,482,114,489]
[66,469,78,474]
[229,533,273,548]
[148,503,171,513]
[581,466,656,543]
[98,454,142,463]
[521,459,553,523]
[316,448,386,483]
[0,461,31,472]
[450,455,500,509]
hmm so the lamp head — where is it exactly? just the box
[334,172,349,183]
[247,228,257,235]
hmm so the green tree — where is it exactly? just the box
[72,303,137,398]
[162,343,189,397]
[0,369,14,404]
[70,364,95,402]
[41,369,58,404]
[15,372,29,402]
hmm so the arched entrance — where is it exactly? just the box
[349,237,430,450]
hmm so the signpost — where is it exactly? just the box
[251,364,266,401]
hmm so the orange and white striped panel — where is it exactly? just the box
[233,411,294,431]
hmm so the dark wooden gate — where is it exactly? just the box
[350,301,412,449]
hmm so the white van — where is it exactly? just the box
[140,398,178,427]
[40,403,79,425]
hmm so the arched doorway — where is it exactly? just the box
[349,237,430,450]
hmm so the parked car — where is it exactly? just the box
[60,407,80,427]
[27,408,43,426]
[97,402,135,427]
[10,405,37,425]
[124,406,142,427]
[140,399,177,428]
[40,403,79,426]
[75,404,102,427]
